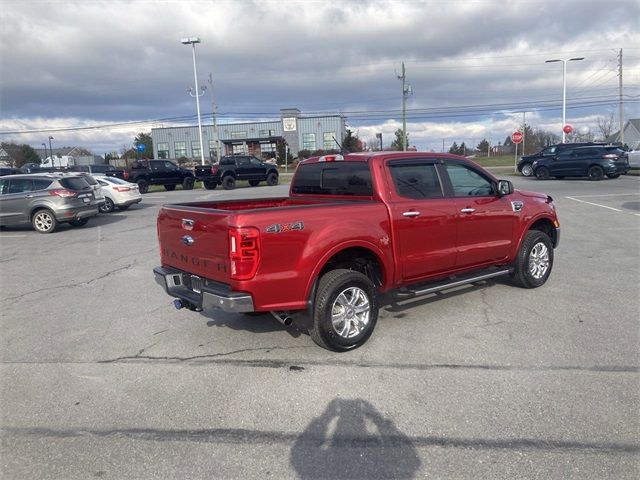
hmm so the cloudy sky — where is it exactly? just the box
[1,0,638,155]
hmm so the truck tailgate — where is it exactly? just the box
[157,205,231,284]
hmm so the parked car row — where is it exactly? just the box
[517,143,631,181]
[0,172,141,233]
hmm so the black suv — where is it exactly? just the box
[517,142,606,177]
[533,146,630,180]
[194,155,279,190]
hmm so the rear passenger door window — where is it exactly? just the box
[389,163,443,199]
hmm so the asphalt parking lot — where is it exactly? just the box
[1,174,639,479]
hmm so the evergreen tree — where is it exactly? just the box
[390,129,408,151]
[448,142,459,154]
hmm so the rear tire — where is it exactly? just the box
[99,197,115,213]
[588,165,604,181]
[309,269,378,351]
[32,209,57,233]
[203,180,217,190]
[222,176,236,190]
[164,184,176,191]
[266,172,279,186]
[182,177,195,190]
[511,230,554,289]
[137,179,149,194]
[535,167,550,180]
[248,180,260,187]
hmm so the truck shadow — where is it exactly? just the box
[202,311,303,338]
[290,398,421,479]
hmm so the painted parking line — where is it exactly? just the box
[569,193,640,198]
[565,196,640,216]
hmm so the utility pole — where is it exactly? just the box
[397,62,411,151]
[208,73,220,163]
[522,111,526,154]
[442,138,445,153]
[618,49,624,146]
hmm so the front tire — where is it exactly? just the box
[164,184,176,191]
[248,180,260,187]
[511,230,554,289]
[266,172,279,186]
[182,177,195,190]
[521,164,533,177]
[588,165,604,181]
[535,167,550,180]
[32,209,57,233]
[203,180,217,190]
[222,176,236,190]
[309,269,378,351]
[99,197,115,213]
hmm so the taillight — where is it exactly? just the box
[211,166,219,175]
[123,171,129,179]
[229,227,260,280]
[48,189,76,198]
[114,186,131,192]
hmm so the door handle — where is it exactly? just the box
[460,208,475,213]
[403,211,421,217]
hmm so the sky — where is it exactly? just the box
[1,0,639,156]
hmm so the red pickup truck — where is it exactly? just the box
[154,152,560,351]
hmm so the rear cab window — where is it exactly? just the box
[292,161,372,196]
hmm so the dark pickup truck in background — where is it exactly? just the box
[67,164,125,179]
[154,152,560,351]
[123,160,195,193]
[194,155,279,190]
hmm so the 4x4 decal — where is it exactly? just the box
[266,221,304,233]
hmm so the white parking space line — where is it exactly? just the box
[570,193,640,198]
[565,196,640,216]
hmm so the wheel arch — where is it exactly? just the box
[30,205,56,221]
[305,243,390,308]
[523,216,558,248]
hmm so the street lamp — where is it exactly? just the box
[41,142,47,165]
[48,136,54,167]
[545,57,584,142]
[181,37,206,166]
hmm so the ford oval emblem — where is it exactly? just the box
[181,235,195,246]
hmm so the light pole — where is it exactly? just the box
[181,37,206,166]
[41,143,47,165]
[545,57,584,143]
[48,136,54,167]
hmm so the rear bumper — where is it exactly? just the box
[153,266,254,313]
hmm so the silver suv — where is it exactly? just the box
[0,174,101,233]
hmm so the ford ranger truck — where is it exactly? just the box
[154,152,560,351]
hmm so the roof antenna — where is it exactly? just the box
[333,136,349,154]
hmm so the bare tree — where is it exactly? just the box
[596,112,616,140]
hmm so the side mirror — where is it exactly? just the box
[497,179,513,197]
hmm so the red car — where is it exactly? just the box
[154,152,560,351]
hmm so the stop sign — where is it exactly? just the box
[511,131,523,144]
